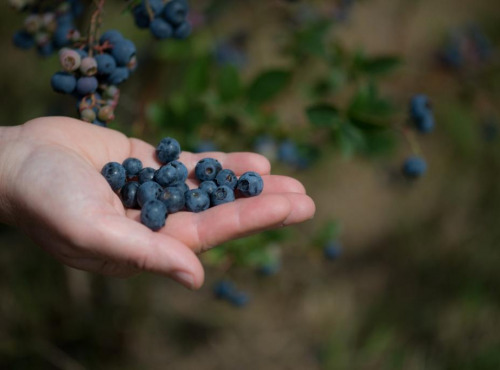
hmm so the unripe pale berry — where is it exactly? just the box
[80,57,98,76]
[103,85,119,99]
[80,108,96,122]
[24,15,41,34]
[98,105,115,122]
[59,48,81,71]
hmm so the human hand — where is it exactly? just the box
[0,117,315,289]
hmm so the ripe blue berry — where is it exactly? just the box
[101,162,126,191]
[122,158,143,179]
[174,21,191,39]
[107,66,130,85]
[170,160,188,183]
[13,30,35,49]
[185,189,210,213]
[324,241,342,260]
[410,94,431,118]
[210,185,235,206]
[228,291,250,307]
[76,76,98,95]
[195,158,222,182]
[402,156,427,179]
[160,187,185,213]
[121,181,140,208]
[53,25,73,48]
[174,182,189,194]
[140,200,167,231]
[138,167,156,183]
[156,137,181,164]
[236,171,264,197]
[163,0,189,26]
[213,280,236,299]
[51,72,76,94]
[150,18,173,40]
[99,30,124,45]
[258,262,281,276]
[111,39,136,67]
[137,181,163,208]
[414,112,435,133]
[215,169,237,189]
[95,53,117,75]
[154,164,177,187]
[199,181,217,196]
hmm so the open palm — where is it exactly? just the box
[0,117,315,289]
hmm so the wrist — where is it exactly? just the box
[0,125,24,225]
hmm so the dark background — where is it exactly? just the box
[1,0,500,369]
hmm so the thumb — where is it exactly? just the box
[86,214,205,289]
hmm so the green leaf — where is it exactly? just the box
[306,104,341,128]
[347,83,395,128]
[359,56,402,76]
[247,69,292,105]
[183,57,211,96]
[216,65,242,102]
[338,122,366,158]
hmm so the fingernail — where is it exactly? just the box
[172,271,194,289]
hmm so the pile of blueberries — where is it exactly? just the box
[402,94,435,179]
[101,137,264,231]
[50,30,137,126]
[11,0,82,56]
[132,0,191,40]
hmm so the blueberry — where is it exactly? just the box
[76,76,98,95]
[74,48,88,59]
[122,158,143,179]
[107,66,130,85]
[213,280,236,299]
[324,241,342,260]
[53,25,73,48]
[156,137,181,164]
[132,6,150,29]
[154,164,177,187]
[257,262,280,276]
[174,182,189,194]
[402,156,427,179]
[414,112,435,134]
[138,167,156,183]
[92,119,106,127]
[51,72,77,94]
[185,189,210,213]
[195,158,222,182]
[210,185,235,206]
[163,0,189,26]
[140,200,167,231]
[409,94,431,120]
[278,140,299,165]
[121,181,140,208]
[174,21,191,39]
[160,186,185,213]
[133,0,164,28]
[111,39,136,67]
[199,181,217,196]
[150,18,173,40]
[137,181,163,208]
[101,162,126,191]
[228,291,250,307]
[95,53,117,75]
[215,169,237,189]
[99,30,124,45]
[236,171,264,197]
[170,160,188,183]
[13,30,35,49]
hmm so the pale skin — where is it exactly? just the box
[0,117,315,289]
